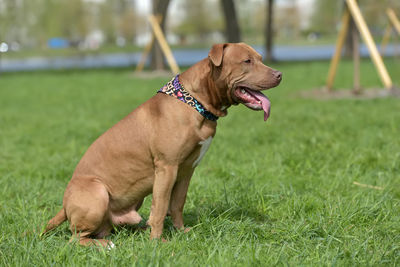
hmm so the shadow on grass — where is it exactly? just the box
[40,200,271,243]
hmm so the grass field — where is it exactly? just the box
[0,59,399,266]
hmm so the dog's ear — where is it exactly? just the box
[208,43,227,67]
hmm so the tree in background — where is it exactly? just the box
[221,0,241,43]
[61,0,90,43]
[34,0,65,48]
[174,0,223,44]
[309,0,340,35]
[236,0,264,43]
[310,0,400,37]
[113,0,137,45]
[362,0,400,28]
[119,6,137,45]
[99,0,143,46]
[309,0,400,57]
[99,0,118,45]
[20,0,90,48]
[0,0,34,45]
[275,3,300,39]
[150,0,170,70]
[265,0,274,62]
[0,0,141,49]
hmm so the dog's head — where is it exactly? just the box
[208,43,282,121]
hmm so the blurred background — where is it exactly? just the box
[0,0,399,71]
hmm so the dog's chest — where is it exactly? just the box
[192,136,213,167]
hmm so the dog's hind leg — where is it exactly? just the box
[64,176,113,248]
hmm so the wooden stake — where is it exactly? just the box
[135,15,162,72]
[352,18,361,94]
[387,8,400,35]
[326,9,350,91]
[346,0,393,90]
[148,15,180,75]
[135,36,155,72]
[380,25,392,56]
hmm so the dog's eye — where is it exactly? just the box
[244,59,251,64]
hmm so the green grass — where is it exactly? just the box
[0,59,399,266]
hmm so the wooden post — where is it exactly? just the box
[148,15,180,75]
[387,8,400,35]
[135,15,162,72]
[345,0,393,90]
[380,25,392,56]
[326,9,350,91]
[135,36,155,72]
[151,0,171,70]
[351,17,361,94]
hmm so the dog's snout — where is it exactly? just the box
[273,70,282,81]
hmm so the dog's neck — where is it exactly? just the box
[179,59,230,118]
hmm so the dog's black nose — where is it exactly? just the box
[274,70,282,81]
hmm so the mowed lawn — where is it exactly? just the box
[0,59,399,266]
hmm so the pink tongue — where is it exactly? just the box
[246,90,271,121]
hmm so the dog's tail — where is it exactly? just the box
[41,208,67,236]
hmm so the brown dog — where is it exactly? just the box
[43,43,282,248]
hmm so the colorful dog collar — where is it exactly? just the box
[158,75,219,121]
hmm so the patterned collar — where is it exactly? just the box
[158,75,219,121]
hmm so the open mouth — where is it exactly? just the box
[233,86,271,121]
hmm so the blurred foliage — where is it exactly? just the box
[310,0,400,35]
[0,0,400,50]
[362,0,400,29]
[309,0,341,34]
[237,0,266,42]
[0,0,141,47]
[173,0,224,43]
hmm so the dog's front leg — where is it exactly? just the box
[169,169,194,230]
[148,164,178,240]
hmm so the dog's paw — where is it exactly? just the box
[106,241,116,251]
